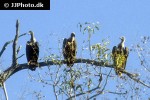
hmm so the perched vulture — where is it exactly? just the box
[112,36,129,76]
[63,32,77,67]
[26,31,39,71]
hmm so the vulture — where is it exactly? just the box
[112,36,129,76]
[26,31,39,71]
[63,32,77,67]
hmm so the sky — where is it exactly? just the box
[0,0,150,99]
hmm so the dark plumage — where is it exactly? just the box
[112,37,129,76]
[123,47,129,69]
[63,38,67,59]
[63,32,77,67]
[26,31,39,71]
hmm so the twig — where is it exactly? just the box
[0,40,13,58]
[66,86,99,100]
[67,71,102,100]
[16,54,25,60]
[101,69,112,92]
[88,69,112,100]
[127,74,150,88]
[53,85,58,100]
[16,45,22,55]
[52,65,61,100]
[107,91,127,95]
[18,33,27,38]
[94,73,115,77]
[122,70,150,87]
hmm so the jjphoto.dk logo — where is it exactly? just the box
[1,0,50,10]
[4,2,43,8]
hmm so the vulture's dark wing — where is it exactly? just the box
[112,46,123,76]
[124,47,129,57]
[34,42,39,60]
[118,43,122,50]
[63,38,67,59]
[26,41,33,62]
[65,41,72,66]
[112,46,118,69]
[123,47,129,69]
[63,38,67,48]
[69,37,77,67]
[112,46,117,55]
[72,38,77,57]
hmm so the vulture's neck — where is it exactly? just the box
[30,33,36,43]
[72,37,75,41]
[119,39,125,48]
[121,40,125,48]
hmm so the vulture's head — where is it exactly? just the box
[71,32,75,38]
[28,31,36,42]
[28,31,33,35]
[120,36,125,42]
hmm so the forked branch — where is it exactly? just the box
[0,33,26,58]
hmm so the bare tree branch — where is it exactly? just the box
[0,58,112,84]
[0,58,149,90]
[107,91,127,95]
[66,83,100,100]
[2,82,8,100]
[87,69,112,100]
[127,74,150,88]
[16,54,25,60]
[12,20,19,66]
[17,45,22,55]
[0,40,13,58]
[1,58,150,87]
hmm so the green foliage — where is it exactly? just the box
[59,67,83,95]
[91,39,111,65]
[43,54,62,65]
[78,22,100,40]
